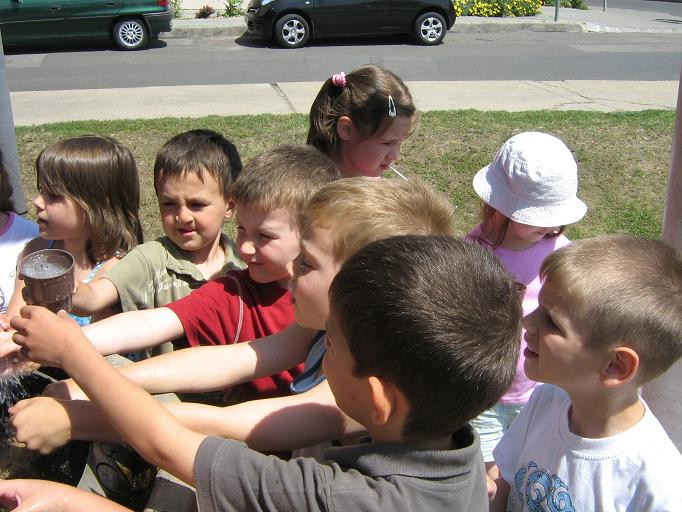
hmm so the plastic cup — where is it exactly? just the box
[19,249,75,314]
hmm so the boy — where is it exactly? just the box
[9,234,522,511]
[70,130,244,325]
[12,178,457,452]
[489,234,682,511]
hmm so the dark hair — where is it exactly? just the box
[153,129,242,198]
[0,147,15,213]
[36,135,143,263]
[307,64,417,158]
[231,144,341,213]
[330,235,521,440]
[541,234,682,383]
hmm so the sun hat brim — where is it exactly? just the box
[473,164,587,228]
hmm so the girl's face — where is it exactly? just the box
[336,115,414,178]
[505,221,560,250]
[33,187,88,241]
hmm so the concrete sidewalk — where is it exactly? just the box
[164,5,682,38]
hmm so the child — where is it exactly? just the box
[12,177,457,453]
[468,131,587,464]
[5,135,143,327]
[9,234,522,511]
[0,148,38,315]
[69,130,244,326]
[307,64,417,178]
[489,234,682,511]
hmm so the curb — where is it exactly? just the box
[452,20,586,33]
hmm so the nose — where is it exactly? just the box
[388,143,401,162]
[33,193,45,210]
[176,206,193,224]
[239,238,256,257]
[522,307,539,331]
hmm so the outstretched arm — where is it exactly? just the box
[12,307,205,485]
[0,479,132,512]
[81,306,184,355]
[71,278,119,316]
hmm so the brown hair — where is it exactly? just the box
[541,234,682,383]
[153,129,242,199]
[300,177,455,263]
[231,144,341,214]
[476,203,564,249]
[307,64,418,159]
[330,235,521,440]
[36,136,143,263]
[0,148,15,213]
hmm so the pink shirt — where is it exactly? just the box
[467,226,571,404]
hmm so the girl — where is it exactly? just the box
[307,64,417,179]
[5,135,143,327]
[468,131,587,466]
[0,148,38,316]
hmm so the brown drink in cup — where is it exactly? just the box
[19,249,75,314]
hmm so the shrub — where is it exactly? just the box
[196,5,215,18]
[453,0,542,17]
[169,0,183,18]
[542,0,588,9]
[223,0,245,16]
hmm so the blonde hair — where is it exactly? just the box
[36,136,142,263]
[231,144,341,214]
[301,177,455,262]
[307,64,418,159]
[541,234,682,383]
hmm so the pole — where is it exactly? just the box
[0,29,26,214]
[642,66,682,450]
[555,0,560,21]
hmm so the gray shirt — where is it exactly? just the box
[194,426,487,512]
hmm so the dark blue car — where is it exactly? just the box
[245,0,457,48]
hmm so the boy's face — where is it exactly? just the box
[322,307,370,426]
[157,172,232,256]
[235,203,301,289]
[523,279,605,390]
[289,225,342,330]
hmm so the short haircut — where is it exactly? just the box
[541,234,682,383]
[231,144,341,214]
[301,177,455,262]
[0,147,15,213]
[36,135,143,263]
[307,64,418,158]
[153,129,242,199]
[330,235,521,440]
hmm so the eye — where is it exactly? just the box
[189,202,208,210]
[259,233,275,240]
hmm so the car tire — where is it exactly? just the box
[413,12,447,45]
[113,18,149,50]
[274,14,310,49]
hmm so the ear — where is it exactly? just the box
[336,116,355,142]
[224,200,235,220]
[367,376,398,426]
[600,347,639,387]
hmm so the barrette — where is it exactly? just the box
[388,95,397,118]
[331,72,347,89]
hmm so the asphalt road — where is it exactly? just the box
[4,30,682,92]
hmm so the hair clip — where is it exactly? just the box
[331,72,346,89]
[388,95,397,118]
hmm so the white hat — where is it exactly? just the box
[472,132,587,228]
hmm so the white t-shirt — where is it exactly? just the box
[494,384,681,512]
[0,213,38,313]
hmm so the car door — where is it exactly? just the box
[387,0,422,31]
[0,0,67,43]
[63,0,123,38]
[312,0,390,36]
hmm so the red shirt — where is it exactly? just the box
[166,269,300,400]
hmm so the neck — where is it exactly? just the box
[566,387,644,438]
[189,236,225,279]
[333,153,360,178]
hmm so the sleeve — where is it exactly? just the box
[194,436,330,512]
[165,278,241,347]
[493,385,545,485]
[104,246,155,312]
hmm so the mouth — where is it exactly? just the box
[524,347,539,359]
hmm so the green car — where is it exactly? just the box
[0,0,172,50]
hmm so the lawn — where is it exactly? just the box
[14,109,674,241]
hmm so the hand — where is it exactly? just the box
[487,474,497,501]
[43,379,88,401]
[0,313,11,331]
[10,398,73,454]
[0,478,72,511]
[11,307,82,368]
[0,332,40,378]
